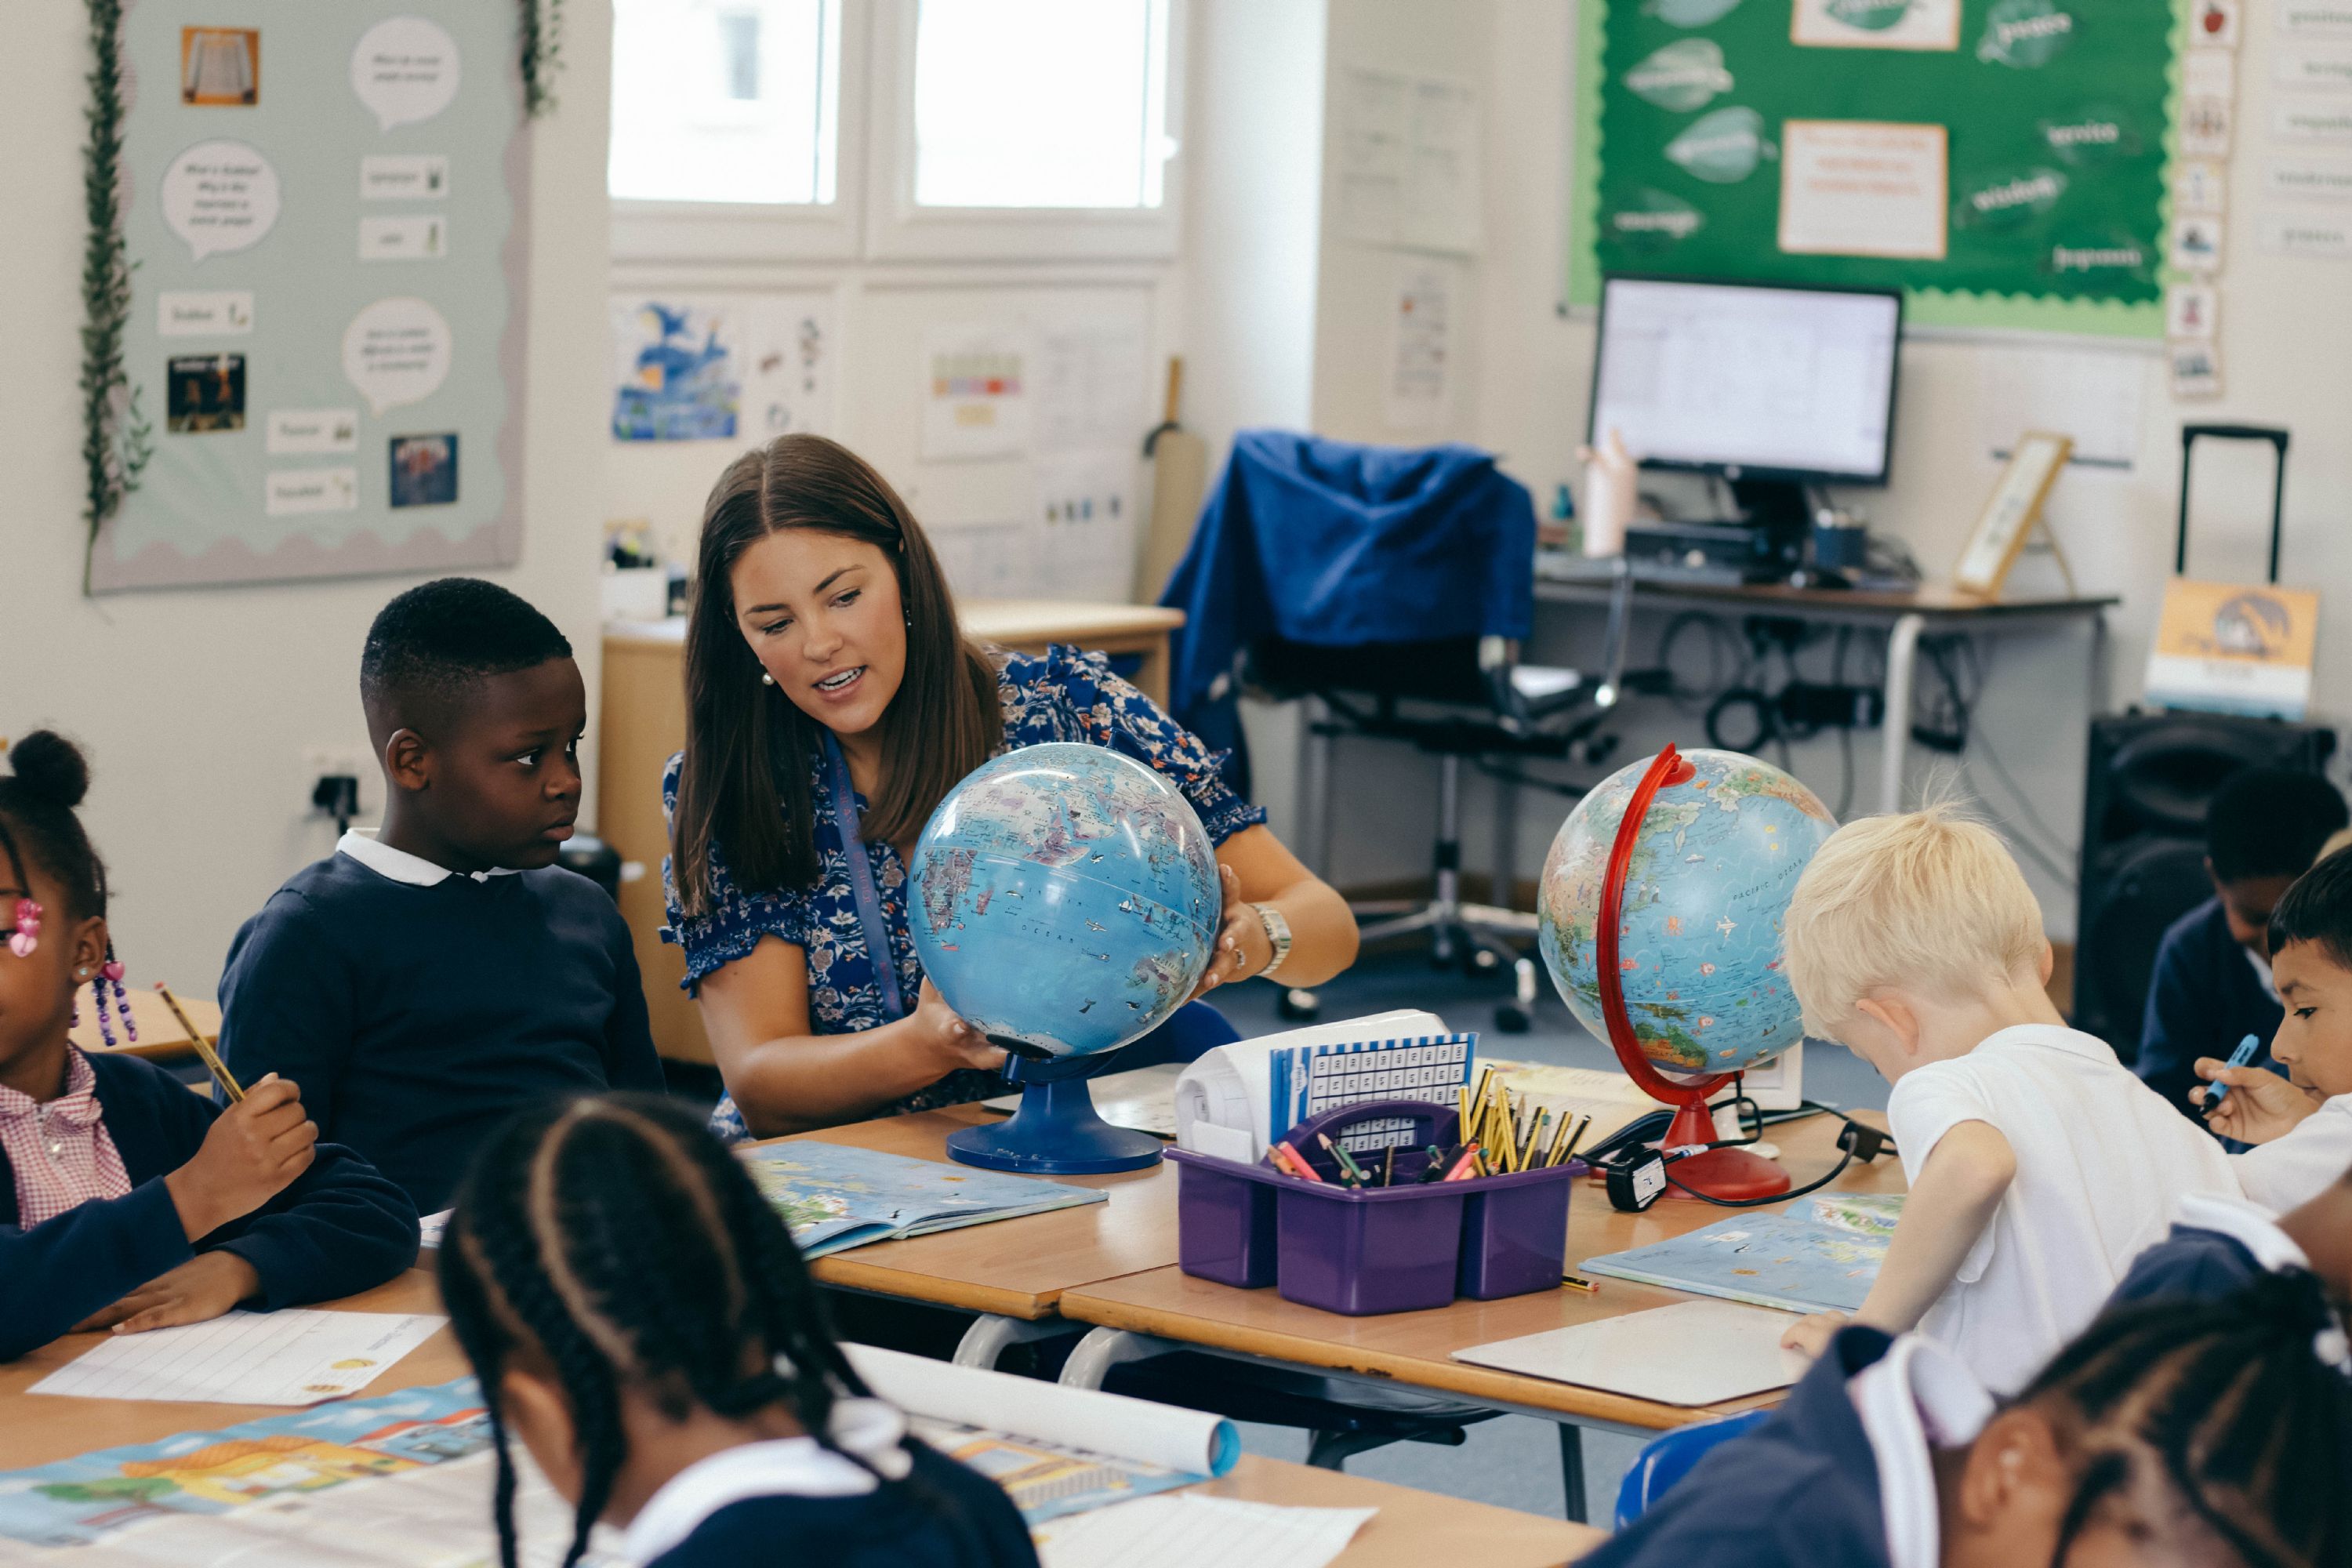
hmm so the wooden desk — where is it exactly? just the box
[1203,1456,1602,1566]
[1534,572,2114,815]
[782,1105,1179,1323]
[1055,1112,1902,1433]
[600,599,1188,1065]
[0,1273,1598,1566]
[68,986,220,1065]
[0,1270,461,1471]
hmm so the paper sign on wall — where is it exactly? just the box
[1777,120,1948,259]
[921,325,1032,462]
[1791,0,1961,52]
[1385,257,1458,430]
[2146,579,2321,720]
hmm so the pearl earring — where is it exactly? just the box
[761,672,775,686]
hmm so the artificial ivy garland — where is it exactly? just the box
[521,0,566,118]
[78,0,149,596]
[77,0,561,593]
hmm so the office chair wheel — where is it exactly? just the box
[1495,1002,1532,1033]
[1464,946,1501,976]
[1277,988,1321,1023]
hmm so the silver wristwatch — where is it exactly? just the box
[1255,905,1294,978]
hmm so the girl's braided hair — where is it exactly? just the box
[2014,1269,2352,1568]
[437,1094,911,1568]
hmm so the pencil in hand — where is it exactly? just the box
[155,983,244,1104]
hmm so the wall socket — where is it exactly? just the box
[303,747,372,819]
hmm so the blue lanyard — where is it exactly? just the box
[822,732,908,1022]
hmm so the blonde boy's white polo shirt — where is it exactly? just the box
[1886,1023,2241,1395]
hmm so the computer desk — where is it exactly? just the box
[1053,1110,1900,1521]
[0,1270,1602,1567]
[1535,574,2117,815]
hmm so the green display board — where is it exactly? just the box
[91,1,529,593]
[1568,0,2190,336]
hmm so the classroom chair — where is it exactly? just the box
[1160,429,1628,1030]
[1611,1410,1770,1527]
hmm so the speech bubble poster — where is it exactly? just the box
[93,2,526,592]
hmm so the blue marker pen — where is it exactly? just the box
[2202,1033,2262,1116]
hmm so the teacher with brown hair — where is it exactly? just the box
[662,434,1358,1140]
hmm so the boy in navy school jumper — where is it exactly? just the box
[0,731,416,1360]
[438,1095,1036,1568]
[1581,1279,2351,1568]
[216,579,663,1215]
[2137,767,2346,1131]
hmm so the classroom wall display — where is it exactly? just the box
[83,2,534,593]
[1568,0,2190,336]
[608,293,837,444]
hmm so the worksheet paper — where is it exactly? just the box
[1033,1495,1375,1568]
[1453,1301,1807,1406]
[28,1311,445,1406]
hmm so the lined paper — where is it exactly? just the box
[29,1310,444,1406]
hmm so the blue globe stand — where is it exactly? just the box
[944,1043,1165,1175]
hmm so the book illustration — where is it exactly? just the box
[1786,1191,1904,1237]
[1581,1210,1889,1315]
[912,1421,1197,1525]
[0,1379,495,1550]
[737,1140,1105,1259]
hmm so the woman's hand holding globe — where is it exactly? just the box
[1190,864,1275,999]
[913,978,1005,1074]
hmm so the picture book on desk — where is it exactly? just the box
[0,1377,1196,1563]
[738,1140,1105,1258]
[1581,1193,1904,1315]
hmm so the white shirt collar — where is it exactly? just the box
[2246,946,2281,1004]
[336,829,521,887]
[619,1398,911,1566]
[1849,1336,1995,1568]
[1973,1022,2117,1064]
[2174,1190,2311,1272]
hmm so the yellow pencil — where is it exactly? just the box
[155,984,244,1103]
[1457,1083,1473,1143]
[1522,1109,1549,1171]
[1544,1111,1574,1167]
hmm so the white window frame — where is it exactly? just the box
[861,0,1187,262]
[609,0,868,265]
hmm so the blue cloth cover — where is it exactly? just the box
[1159,432,1537,741]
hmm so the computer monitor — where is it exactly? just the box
[1586,276,1903,487]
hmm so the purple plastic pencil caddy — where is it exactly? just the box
[1167,1099,1575,1316]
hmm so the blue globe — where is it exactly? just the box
[1537,749,1837,1083]
[909,743,1221,1058]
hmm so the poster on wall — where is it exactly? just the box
[920,324,1033,462]
[90,4,530,593]
[608,293,836,443]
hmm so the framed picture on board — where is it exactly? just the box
[1955,432,2074,598]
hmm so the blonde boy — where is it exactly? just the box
[1777,808,2239,1393]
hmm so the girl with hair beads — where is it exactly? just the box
[435,1093,1037,1568]
[1585,1271,2352,1568]
[0,732,417,1359]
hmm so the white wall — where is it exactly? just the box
[1437,0,2352,938]
[0,7,615,995]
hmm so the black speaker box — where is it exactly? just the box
[2073,711,2336,1058]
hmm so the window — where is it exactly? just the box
[910,0,1174,209]
[609,0,840,207]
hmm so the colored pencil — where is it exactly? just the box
[156,984,243,1104]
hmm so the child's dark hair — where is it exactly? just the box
[2209,768,2348,884]
[2017,1270,2352,1568]
[0,731,107,920]
[360,577,572,732]
[2268,844,2352,969]
[439,1094,902,1568]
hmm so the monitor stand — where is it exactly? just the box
[1726,476,1813,543]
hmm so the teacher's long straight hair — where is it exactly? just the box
[673,434,1002,914]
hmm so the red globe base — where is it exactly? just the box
[1655,1098,1790,1202]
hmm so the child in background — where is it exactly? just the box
[1578,1276,2351,1568]
[1777,808,2238,1393]
[2137,767,2346,1127]
[218,579,665,1214]
[0,732,416,1359]
[437,1094,1036,1568]
[2196,847,2352,1210]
